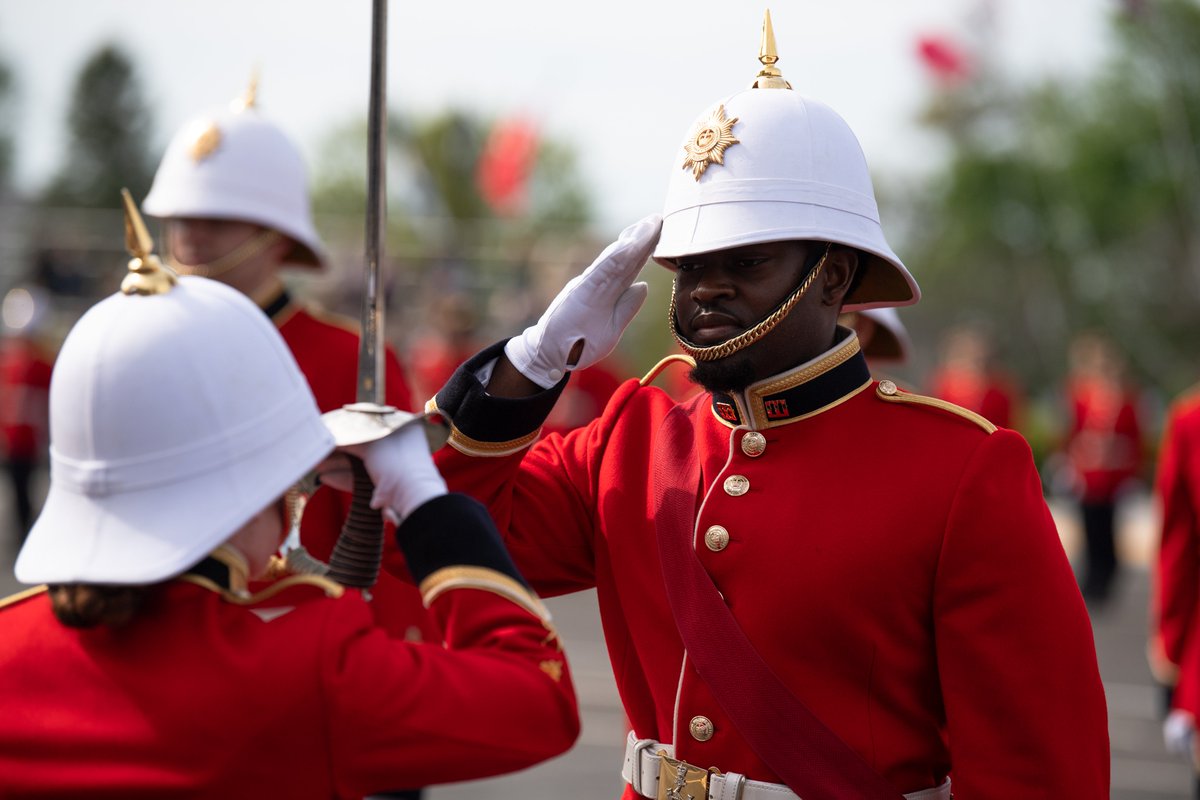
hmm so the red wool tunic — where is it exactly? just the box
[426,334,1110,799]
[0,496,579,798]
[1153,389,1200,710]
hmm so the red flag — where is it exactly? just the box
[476,118,539,216]
[916,34,971,81]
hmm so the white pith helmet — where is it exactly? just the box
[16,199,334,585]
[653,12,919,312]
[142,80,326,268]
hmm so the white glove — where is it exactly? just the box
[353,423,447,526]
[1165,709,1196,757]
[504,214,662,388]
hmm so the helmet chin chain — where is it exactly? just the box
[166,229,283,279]
[669,243,830,362]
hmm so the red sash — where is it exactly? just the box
[652,403,904,800]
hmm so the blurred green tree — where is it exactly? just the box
[41,44,155,208]
[901,0,1200,411]
[310,108,595,346]
[312,109,590,245]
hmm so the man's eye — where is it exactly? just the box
[735,258,768,269]
[676,262,702,273]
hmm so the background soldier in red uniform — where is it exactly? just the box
[1062,331,1144,607]
[0,286,54,543]
[1150,384,1200,790]
[928,324,1020,430]
[141,82,436,655]
[423,14,1108,799]
[0,222,578,798]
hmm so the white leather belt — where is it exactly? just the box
[622,732,952,800]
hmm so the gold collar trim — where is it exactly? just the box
[709,329,870,430]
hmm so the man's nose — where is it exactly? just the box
[689,273,735,306]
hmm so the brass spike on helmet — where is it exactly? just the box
[751,9,792,89]
[120,189,178,296]
[229,67,259,113]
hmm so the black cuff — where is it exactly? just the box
[394,493,527,588]
[434,339,569,443]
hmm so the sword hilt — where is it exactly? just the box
[325,455,384,589]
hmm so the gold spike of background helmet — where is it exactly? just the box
[120,189,178,296]
[751,9,792,89]
[229,67,259,113]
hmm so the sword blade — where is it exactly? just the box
[357,0,388,404]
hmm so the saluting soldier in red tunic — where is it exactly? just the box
[422,14,1108,799]
[0,212,578,798]
[140,81,434,648]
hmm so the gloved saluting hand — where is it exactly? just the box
[505,214,662,389]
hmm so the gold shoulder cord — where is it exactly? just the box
[179,572,345,604]
[876,380,997,434]
[640,354,697,387]
[0,585,48,611]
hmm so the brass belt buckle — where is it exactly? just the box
[656,749,719,800]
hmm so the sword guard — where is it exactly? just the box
[321,404,450,449]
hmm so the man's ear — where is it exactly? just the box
[821,246,858,306]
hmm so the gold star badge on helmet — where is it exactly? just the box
[681,105,739,181]
[188,121,222,162]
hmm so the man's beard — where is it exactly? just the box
[689,353,757,392]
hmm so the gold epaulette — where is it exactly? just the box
[0,585,48,611]
[419,565,565,675]
[180,572,344,605]
[875,380,996,434]
[640,354,697,387]
[420,566,551,622]
[305,305,363,337]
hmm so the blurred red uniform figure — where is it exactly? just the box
[408,292,484,404]
[142,84,434,663]
[928,325,1020,429]
[0,287,54,542]
[1151,388,1200,783]
[1154,389,1200,713]
[1063,332,1144,606]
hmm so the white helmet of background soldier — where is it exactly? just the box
[15,196,333,586]
[142,80,327,269]
[653,12,919,313]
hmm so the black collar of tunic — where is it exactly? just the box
[708,328,872,430]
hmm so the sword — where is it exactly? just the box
[320,0,447,589]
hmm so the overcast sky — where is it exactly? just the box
[1,0,1117,234]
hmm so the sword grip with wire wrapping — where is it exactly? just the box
[326,455,384,589]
